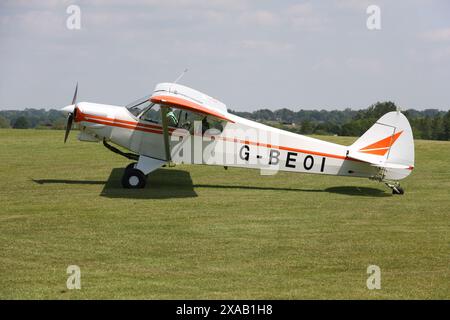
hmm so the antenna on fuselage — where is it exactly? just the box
[173,68,189,84]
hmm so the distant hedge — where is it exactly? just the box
[1,102,449,141]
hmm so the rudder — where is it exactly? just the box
[349,111,415,180]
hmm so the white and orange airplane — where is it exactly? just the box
[62,82,414,194]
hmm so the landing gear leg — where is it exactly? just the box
[102,140,166,189]
[121,155,166,189]
[385,181,404,195]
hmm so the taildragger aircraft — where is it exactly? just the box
[62,82,414,194]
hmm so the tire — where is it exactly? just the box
[125,162,137,171]
[121,168,146,189]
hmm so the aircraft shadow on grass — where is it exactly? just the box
[33,168,198,199]
[193,184,389,197]
[101,168,198,199]
[33,168,390,199]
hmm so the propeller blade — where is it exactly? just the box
[64,112,74,143]
[71,82,78,105]
[65,83,79,143]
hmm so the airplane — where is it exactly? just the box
[61,82,414,195]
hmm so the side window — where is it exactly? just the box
[177,111,225,135]
[139,105,226,133]
[140,104,161,123]
[203,117,224,133]
[177,110,200,131]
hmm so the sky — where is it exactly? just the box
[0,0,449,111]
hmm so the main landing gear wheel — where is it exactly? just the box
[122,168,146,189]
[125,162,137,171]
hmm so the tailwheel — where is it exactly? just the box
[392,186,404,195]
[385,181,404,195]
[122,168,146,189]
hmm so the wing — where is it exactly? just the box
[150,83,234,123]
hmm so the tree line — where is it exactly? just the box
[0,102,449,141]
[230,101,450,141]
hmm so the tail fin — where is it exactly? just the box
[348,111,414,180]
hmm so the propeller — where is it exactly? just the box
[64,83,78,143]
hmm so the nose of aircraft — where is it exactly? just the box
[61,104,75,113]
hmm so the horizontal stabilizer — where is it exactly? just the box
[371,163,413,170]
[348,151,413,170]
[347,150,386,166]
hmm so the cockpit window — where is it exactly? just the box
[125,95,152,117]
[140,103,162,123]
[126,95,226,132]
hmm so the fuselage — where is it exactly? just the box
[72,101,380,179]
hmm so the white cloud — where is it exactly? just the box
[431,46,450,61]
[312,57,338,71]
[335,0,372,11]
[86,0,249,11]
[202,10,227,24]
[0,9,66,36]
[239,10,279,27]
[285,3,328,31]
[345,57,382,74]
[420,28,450,42]
[1,0,71,8]
[239,39,294,55]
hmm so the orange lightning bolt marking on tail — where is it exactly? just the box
[359,131,403,156]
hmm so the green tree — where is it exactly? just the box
[52,118,67,130]
[0,115,10,128]
[354,101,397,120]
[274,108,295,123]
[418,117,433,140]
[431,116,444,140]
[13,116,30,129]
[443,111,450,140]
[253,109,275,121]
[300,120,314,134]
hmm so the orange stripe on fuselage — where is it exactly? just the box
[76,111,373,164]
[76,111,179,135]
[85,113,164,130]
[84,117,164,135]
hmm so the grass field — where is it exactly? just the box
[0,129,449,299]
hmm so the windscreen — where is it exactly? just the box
[125,95,152,117]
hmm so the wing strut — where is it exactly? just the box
[160,106,172,163]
